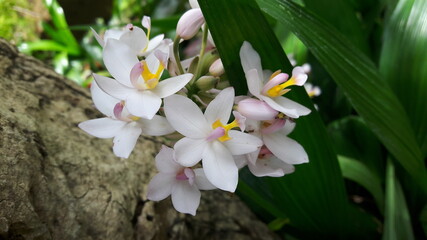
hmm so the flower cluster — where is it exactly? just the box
[79,5,312,216]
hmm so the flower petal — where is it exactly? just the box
[90,27,105,47]
[204,87,234,125]
[126,91,161,119]
[164,94,210,138]
[245,69,263,98]
[171,181,201,216]
[138,115,175,136]
[79,118,126,138]
[90,80,120,117]
[155,145,182,173]
[259,95,311,118]
[174,138,206,167]
[152,73,193,98]
[202,141,238,192]
[223,130,262,155]
[194,168,216,190]
[240,41,263,80]
[263,130,309,165]
[93,73,134,100]
[237,98,278,121]
[145,34,165,54]
[103,38,139,87]
[249,156,295,177]
[112,122,142,158]
[119,26,148,55]
[147,173,175,201]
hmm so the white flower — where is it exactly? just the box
[164,87,263,192]
[176,8,205,40]
[304,83,321,98]
[147,146,216,216]
[95,39,193,119]
[78,81,174,158]
[91,16,164,56]
[239,41,311,118]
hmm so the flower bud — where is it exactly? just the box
[237,98,278,121]
[196,76,217,91]
[209,58,225,77]
[176,9,205,40]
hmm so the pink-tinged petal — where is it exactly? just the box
[237,98,278,121]
[232,111,246,132]
[176,9,205,40]
[261,73,289,95]
[204,87,234,125]
[171,181,201,216]
[112,122,142,158]
[174,137,206,167]
[202,141,238,192]
[147,173,175,201]
[93,73,134,100]
[103,39,139,87]
[142,16,151,30]
[245,69,263,98]
[291,66,308,86]
[152,73,193,98]
[79,118,126,138]
[138,115,175,136]
[261,119,286,135]
[119,26,148,54]
[144,34,165,54]
[223,130,262,155]
[90,27,105,47]
[154,50,169,68]
[164,94,210,138]
[126,91,161,119]
[130,62,143,88]
[239,41,263,80]
[155,145,182,173]
[259,95,311,118]
[194,168,216,190]
[263,131,309,165]
[90,80,119,117]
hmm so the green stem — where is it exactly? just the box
[193,24,209,83]
[173,36,185,75]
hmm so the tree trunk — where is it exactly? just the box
[0,39,280,240]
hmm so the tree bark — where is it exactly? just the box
[0,39,280,240]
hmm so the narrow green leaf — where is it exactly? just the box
[338,155,384,213]
[199,0,377,238]
[18,40,69,53]
[420,204,427,237]
[380,0,427,156]
[383,160,415,240]
[257,0,427,193]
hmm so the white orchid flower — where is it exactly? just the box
[239,41,311,118]
[91,16,164,56]
[147,145,216,216]
[78,81,174,158]
[95,39,193,119]
[164,87,263,192]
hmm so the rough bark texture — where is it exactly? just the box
[0,39,280,240]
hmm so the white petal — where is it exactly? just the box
[103,39,139,87]
[138,115,175,136]
[282,120,296,135]
[93,73,134,100]
[204,87,234,125]
[126,91,161,119]
[248,159,284,177]
[259,95,311,118]
[147,173,175,201]
[245,69,263,98]
[90,80,119,117]
[113,122,142,158]
[263,131,309,165]
[119,26,148,54]
[202,141,238,192]
[90,27,105,47]
[104,29,124,42]
[155,145,182,173]
[174,138,206,167]
[79,118,126,138]
[194,168,216,190]
[239,41,263,80]
[234,155,248,169]
[145,34,165,54]
[223,130,262,155]
[152,74,193,98]
[171,181,201,216]
[189,0,200,8]
[164,94,210,138]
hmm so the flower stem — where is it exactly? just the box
[173,36,185,75]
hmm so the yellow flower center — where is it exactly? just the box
[266,77,297,97]
[140,60,164,89]
[211,119,239,142]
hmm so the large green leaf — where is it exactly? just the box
[383,160,415,240]
[257,0,427,193]
[380,0,427,157]
[199,0,377,238]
